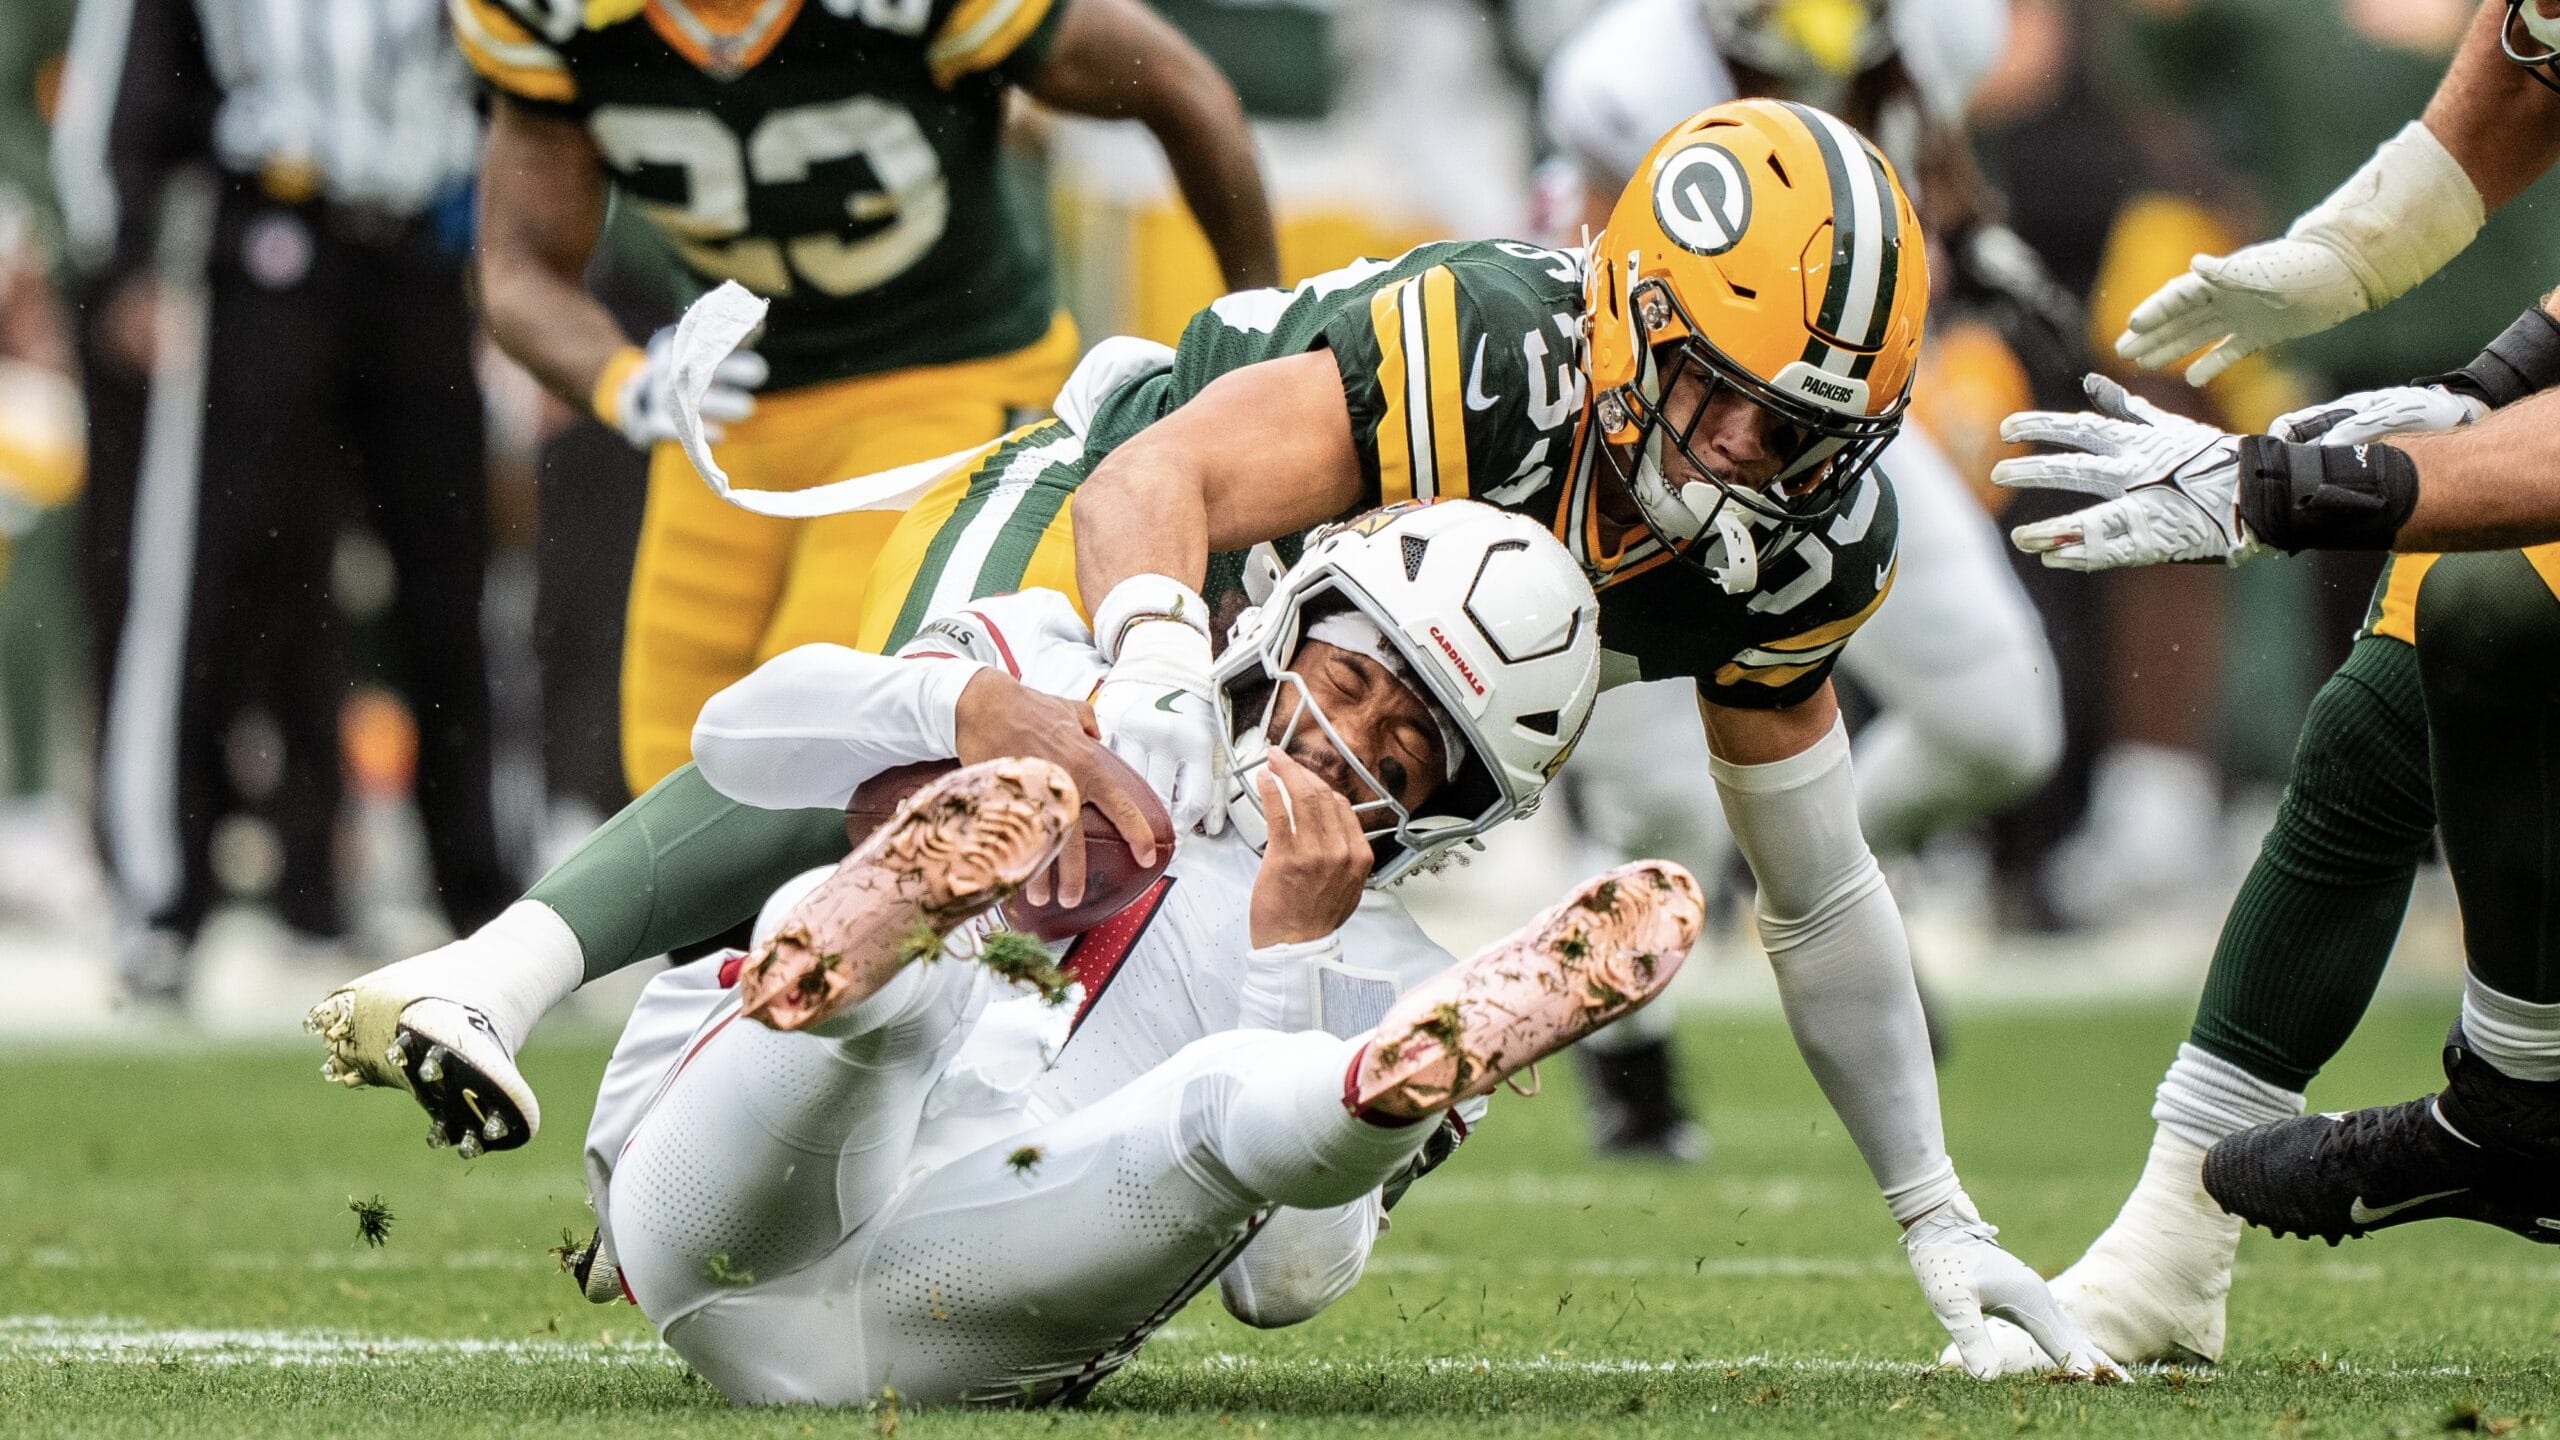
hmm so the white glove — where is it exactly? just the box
[1905,1192,2119,1380]
[2114,121,2483,387]
[2267,383,2485,447]
[599,324,768,450]
[1090,576,1227,836]
[2113,242,2370,388]
[1997,375,2266,571]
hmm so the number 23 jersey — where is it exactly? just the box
[451,0,1064,392]
[1093,238,1900,710]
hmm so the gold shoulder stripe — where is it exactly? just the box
[2367,552,2437,645]
[1368,281,1416,506]
[1712,656,1828,690]
[1762,558,1896,654]
[1710,560,1896,689]
[1419,265,1469,500]
[448,0,576,101]
[2524,542,2560,606]
[928,0,1054,87]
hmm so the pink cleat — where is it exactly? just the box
[736,757,1078,1032]
[1355,861,1704,1119]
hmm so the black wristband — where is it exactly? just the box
[2422,304,2560,410]
[2235,436,2420,553]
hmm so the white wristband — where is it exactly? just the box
[1092,574,1211,660]
[1884,1159,1965,1227]
[2290,120,2484,309]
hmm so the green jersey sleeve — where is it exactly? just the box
[926,0,1069,89]
[1323,242,1587,510]
[449,0,582,116]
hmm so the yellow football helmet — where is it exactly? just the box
[1585,98,1926,580]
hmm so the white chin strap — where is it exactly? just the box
[1634,444,1759,595]
[2526,2,2560,49]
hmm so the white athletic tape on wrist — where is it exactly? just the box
[1093,575,1211,660]
[2289,121,2483,308]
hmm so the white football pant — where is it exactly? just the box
[601,955,1431,1408]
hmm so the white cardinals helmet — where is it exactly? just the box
[1215,499,1602,884]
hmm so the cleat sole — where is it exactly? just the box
[1358,861,1703,1115]
[387,1015,534,1157]
[735,757,1077,1032]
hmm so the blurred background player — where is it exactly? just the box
[1532,0,2061,1157]
[452,0,1278,816]
[52,0,508,1003]
[0,0,91,930]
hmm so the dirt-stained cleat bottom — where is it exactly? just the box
[1356,860,1704,1118]
[735,756,1079,1032]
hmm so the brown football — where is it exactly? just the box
[844,754,1175,942]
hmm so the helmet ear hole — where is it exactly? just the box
[1516,709,1561,739]
[1765,152,1791,186]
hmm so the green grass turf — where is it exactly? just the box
[3,1000,2554,1437]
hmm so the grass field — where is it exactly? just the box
[4,999,2554,1438]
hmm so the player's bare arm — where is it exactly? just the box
[474,96,625,412]
[2375,383,2560,551]
[2117,0,2560,385]
[1697,683,1841,766]
[1071,350,1367,598]
[2422,0,2560,209]
[1024,0,1277,292]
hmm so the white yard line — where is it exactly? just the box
[0,1316,2489,1382]
[0,1316,675,1368]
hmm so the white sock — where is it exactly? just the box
[2058,1126,2246,1361]
[2152,1043,2305,1150]
[358,900,585,1055]
[1223,1031,1434,1212]
[2460,976,2560,1082]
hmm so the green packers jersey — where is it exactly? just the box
[453,0,1064,392]
[1084,238,1901,710]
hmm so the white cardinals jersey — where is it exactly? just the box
[584,590,1470,1406]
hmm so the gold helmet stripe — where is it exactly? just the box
[1778,101,1898,380]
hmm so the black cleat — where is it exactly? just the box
[2206,1024,2560,1245]
[2204,1099,2560,1244]
[556,1226,626,1304]
[1578,1036,1708,1164]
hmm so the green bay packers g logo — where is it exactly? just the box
[1653,143,1751,256]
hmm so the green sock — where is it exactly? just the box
[526,763,850,983]
[2189,635,2434,1090]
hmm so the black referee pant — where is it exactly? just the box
[82,183,507,990]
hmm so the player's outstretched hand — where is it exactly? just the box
[2268,383,2484,447]
[953,668,1161,910]
[605,322,768,450]
[1905,1192,2121,1381]
[2114,239,2369,387]
[1997,375,2265,571]
[1247,748,1373,947]
[1092,603,1228,837]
